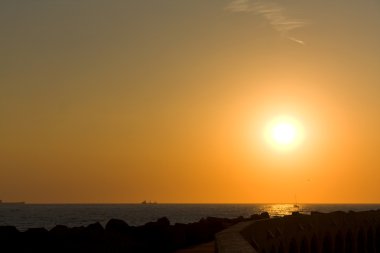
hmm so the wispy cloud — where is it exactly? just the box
[226,0,307,45]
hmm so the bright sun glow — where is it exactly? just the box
[272,122,296,145]
[265,115,305,151]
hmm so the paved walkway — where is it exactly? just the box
[175,241,215,253]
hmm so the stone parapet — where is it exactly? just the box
[216,210,380,253]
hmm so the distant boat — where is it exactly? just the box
[141,200,157,205]
[0,200,25,205]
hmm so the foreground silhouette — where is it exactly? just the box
[0,213,269,253]
[216,210,380,253]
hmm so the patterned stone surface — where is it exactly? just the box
[216,210,380,253]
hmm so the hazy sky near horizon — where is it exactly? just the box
[1,0,380,203]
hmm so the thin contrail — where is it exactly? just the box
[226,0,307,45]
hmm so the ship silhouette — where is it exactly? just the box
[141,200,157,205]
[0,200,25,205]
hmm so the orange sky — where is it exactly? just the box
[1,0,380,203]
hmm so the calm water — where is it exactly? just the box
[0,204,379,231]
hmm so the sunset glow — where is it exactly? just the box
[1,0,380,204]
[265,116,305,151]
[272,122,296,145]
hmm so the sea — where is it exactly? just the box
[0,203,379,231]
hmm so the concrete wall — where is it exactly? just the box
[216,210,380,253]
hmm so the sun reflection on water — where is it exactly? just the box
[259,204,302,217]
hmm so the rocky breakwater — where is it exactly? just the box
[0,212,269,252]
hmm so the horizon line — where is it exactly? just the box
[14,202,380,205]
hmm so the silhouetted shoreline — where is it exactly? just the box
[0,212,270,253]
[2,210,380,252]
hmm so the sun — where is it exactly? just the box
[265,115,305,151]
[272,122,297,145]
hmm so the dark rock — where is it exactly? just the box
[0,213,272,253]
[0,226,20,247]
[50,225,70,235]
[128,217,173,252]
[158,216,170,226]
[330,211,346,216]
[171,223,188,248]
[145,216,170,227]
[68,226,87,243]
[86,222,104,234]
[204,217,225,233]
[0,225,19,237]
[260,212,270,219]
[105,219,130,234]
[25,227,49,235]
[250,214,261,220]
[23,228,51,252]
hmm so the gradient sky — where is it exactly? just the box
[1,0,380,203]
